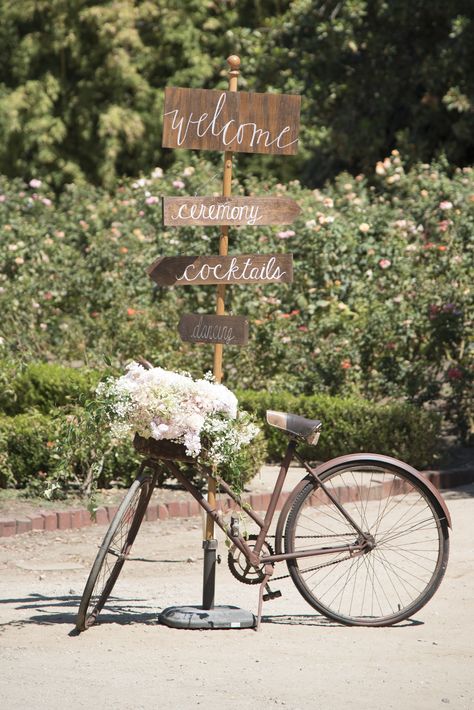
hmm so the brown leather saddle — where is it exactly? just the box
[266,410,322,445]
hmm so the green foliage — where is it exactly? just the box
[237,390,441,470]
[0,373,440,492]
[0,1,473,186]
[0,411,54,489]
[0,360,101,415]
[0,154,472,442]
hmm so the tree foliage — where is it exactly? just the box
[0,0,473,187]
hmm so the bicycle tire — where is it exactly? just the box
[76,472,155,631]
[284,461,449,626]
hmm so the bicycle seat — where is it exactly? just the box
[266,410,322,445]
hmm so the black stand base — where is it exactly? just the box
[159,605,256,629]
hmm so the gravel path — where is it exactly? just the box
[0,484,473,710]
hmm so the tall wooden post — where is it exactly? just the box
[202,55,241,610]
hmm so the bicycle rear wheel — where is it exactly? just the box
[284,461,449,626]
[76,470,155,631]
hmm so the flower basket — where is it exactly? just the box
[97,363,260,489]
[133,433,196,463]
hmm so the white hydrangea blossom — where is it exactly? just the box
[97,363,257,465]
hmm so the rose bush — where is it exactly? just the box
[0,152,472,444]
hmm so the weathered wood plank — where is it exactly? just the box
[178,314,248,346]
[162,87,301,155]
[148,254,293,287]
[162,196,300,227]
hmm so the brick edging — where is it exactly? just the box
[1,468,472,539]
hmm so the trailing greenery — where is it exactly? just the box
[0,1,473,187]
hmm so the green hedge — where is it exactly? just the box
[237,390,441,471]
[0,412,55,488]
[0,383,440,491]
[0,361,101,415]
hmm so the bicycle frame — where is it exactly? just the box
[147,437,370,571]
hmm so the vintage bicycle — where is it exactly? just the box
[76,407,451,631]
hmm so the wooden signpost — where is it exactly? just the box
[152,55,301,624]
[148,254,293,287]
[163,196,300,227]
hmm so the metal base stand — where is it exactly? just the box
[159,605,255,629]
[159,539,255,629]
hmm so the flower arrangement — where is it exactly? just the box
[96,362,260,483]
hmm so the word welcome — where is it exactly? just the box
[162,88,301,155]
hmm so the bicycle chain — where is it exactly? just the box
[265,534,356,582]
[270,553,355,582]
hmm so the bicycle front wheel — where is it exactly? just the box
[76,471,155,631]
[284,461,449,626]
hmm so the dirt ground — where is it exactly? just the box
[1,484,473,710]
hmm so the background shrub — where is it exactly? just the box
[0,361,101,415]
[0,361,442,492]
[0,412,54,489]
[1,155,471,443]
[237,390,441,470]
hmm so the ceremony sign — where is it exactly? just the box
[178,314,249,346]
[163,196,300,226]
[148,254,293,287]
[162,87,301,155]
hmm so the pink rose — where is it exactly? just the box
[379,258,391,269]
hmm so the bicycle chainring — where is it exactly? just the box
[227,534,274,585]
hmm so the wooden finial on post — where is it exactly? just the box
[227,54,241,75]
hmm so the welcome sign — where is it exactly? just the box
[162,87,301,155]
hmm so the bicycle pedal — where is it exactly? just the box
[262,589,282,602]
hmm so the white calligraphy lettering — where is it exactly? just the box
[190,316,235,344]
[164,92,298,151]
[176,256,286,284]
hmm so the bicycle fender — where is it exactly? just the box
[274,452,451,555]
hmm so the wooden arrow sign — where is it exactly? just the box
[178,314,248,346]
[162,87,301,155]
[148,254,293,287]
[162,196,300,227]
